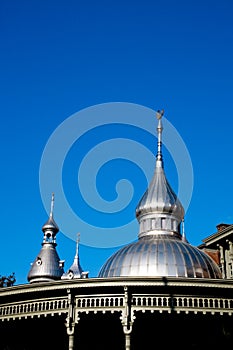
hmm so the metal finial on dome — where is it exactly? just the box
[155,109,164,166]
[42,192,59,236]
[75,232,80,257]
[50,192,55,218]
[156,109,164,120]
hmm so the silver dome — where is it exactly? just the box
[42,216,59,234]
[27,193,64,283]
[27,243,64,283]
[98,235,222,278]
[135,116,184,239]
[98,111,222,280]
[42,193,59,235]
[136,165,184,222]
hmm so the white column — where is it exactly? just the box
[67,329,75,350]
[121,286,134,350]
[124,329,131,350]
[66,289,76,350]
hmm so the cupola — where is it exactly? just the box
[27,193,65,283]
[98,110,222,279]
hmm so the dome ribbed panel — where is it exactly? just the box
[183,243,221,279]
[98,236,222,279]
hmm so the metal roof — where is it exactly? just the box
[98,234,222,278]
[98,111,222,280]
[27,193,64,283]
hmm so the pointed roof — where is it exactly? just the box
[27,193,64,283]
[62,233,89,280]
[42,193,59,236]
[136,110,184,238]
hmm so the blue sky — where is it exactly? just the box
[0,0,233,285]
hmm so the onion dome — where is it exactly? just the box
[62,233,89,280]
[42,214,59,235]
[98,110,222,279]
[136,110,184,238]
[27,193,65,283]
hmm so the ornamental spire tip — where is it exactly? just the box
[50,192,55,218]
[156,109,164,120]
[76,232,80,257]
[155,109,164,165]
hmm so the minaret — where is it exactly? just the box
[27,193,65,283]
[135,109,185,239]
[62,233,89,279]
[98,109,222,279]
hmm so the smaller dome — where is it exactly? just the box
[27,193,64,283]
[42,192,59,235]
[42,216,59,234]
[136,165,184,222]
[27,243,64,283]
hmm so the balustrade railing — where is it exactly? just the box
[76,295,124,310]
[1,292,233,321]
[0,297,68,320]
[132,295,233,314]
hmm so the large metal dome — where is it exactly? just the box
[98,111,222,280]
[98,234,222,278]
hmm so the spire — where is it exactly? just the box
[155,109,164,167]
[42,193,59,242]
[75,232,80,258]
[135,109,184,238]
[27,193,64,283]
[61,233,89,280]
[50,192,55,218]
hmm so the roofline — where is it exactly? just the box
[202,224,233,245]
[1,276,233,298]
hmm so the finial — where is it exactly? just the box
[75,232,80,257]
[50,192,55,218]
[156,109,164,120]
[156,109,164,166]
[42,192,59,238]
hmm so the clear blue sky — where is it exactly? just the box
[0,0,233,285]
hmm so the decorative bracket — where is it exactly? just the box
[66,289,76,335]
[120,286,135,335]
